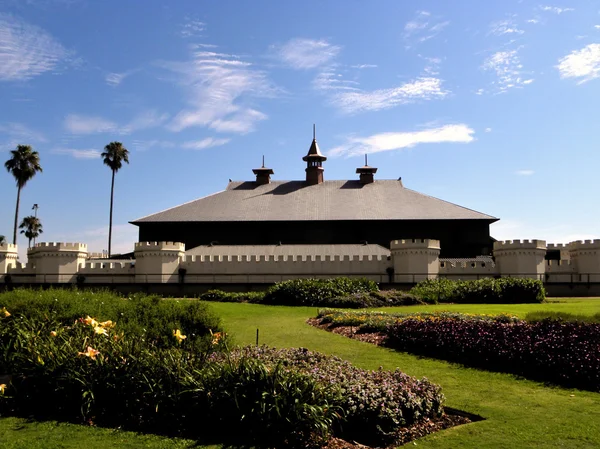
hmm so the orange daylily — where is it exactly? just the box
[210,329,225,345]
[50,331,58,337]
[78,346,100,360]
[173,329,186,343]
[93,326,108,336]
[83,316,98,327]
[0,384,6,394]
[99,320,114,328]
[0,307,10,318]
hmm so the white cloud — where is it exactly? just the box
[161,49,278,134]
[312,67,360,92]
[329,77,448,114]
[51,148,101,159]
[105,69,138,87]
[595,25,600,30]
[482,48,534,93]
[351,64,378,69]
[131,140,176,151]
[64,114,118,134]
[539,5,574,14]
[0,13,69,81]
[403,11,450,45]
[527,19,540,24]
[64,110,168,135]
[488,19,525,36]
[0,122,46,144]
[557,43,600,83]
[181,19,205,38]
[515,169,534,175]
[329,124,475,158]
[182,137,231,150]
[274,38,341,69]
[485,127,492,132]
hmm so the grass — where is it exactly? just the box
[2,297,600,448]
[208,298,600,449]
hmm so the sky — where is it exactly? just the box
[1,0,599,260]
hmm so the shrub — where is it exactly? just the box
[410,278,545,304]
[262,277,378,306]
[198,289,264,303]
[385,316,600,391]
[326,290,423,308]
[0,288,224,352]
[525,311,600,324]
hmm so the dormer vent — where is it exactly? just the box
[356,154,377,184]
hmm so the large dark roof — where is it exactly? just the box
[131,180,497,224]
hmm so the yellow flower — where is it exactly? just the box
[0,307,10,318]
[99,320,114,328]
[173,329,186,343]
[210,329,225,346]
[78,346,100,360]
[84,316,98,327]
[0,384,6,394]
[93,326,108,336]
[50,331,58,337]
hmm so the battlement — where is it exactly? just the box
[390,239,441,250]
[569,239,600,250]
[547,243,566,250]
[0,244,18,252]
[28,242,88,252]
[134,241,186,252]
[493,239,546,251]
[183,254,388,263]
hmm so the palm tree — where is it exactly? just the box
[4,145,43,245]
[101,141,129,257]
[0,235,5,245]
[19,216,43,248]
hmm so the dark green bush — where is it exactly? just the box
[198,289,264,303]
[262,277,378,306]
[0,288,224,351]
[410,278,545,304]
[525,311,600,324]
[326,290,423,308]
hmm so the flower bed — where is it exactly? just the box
[313,310,600,392]
[0,301,451,448]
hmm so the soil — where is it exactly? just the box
[309,317,480,448]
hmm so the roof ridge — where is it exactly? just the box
[402,187,497,220]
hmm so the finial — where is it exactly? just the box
[313,124,316,140]
[365,154,368,166]
[262,155,265,168]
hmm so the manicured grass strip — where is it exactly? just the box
[208,301,600,449]
[0,417,204,449]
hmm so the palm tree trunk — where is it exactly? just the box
[13,186,21,245]
[108,170,115,257]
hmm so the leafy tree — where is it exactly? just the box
[4,145,42,245]
[19,216,43,248]
[0,235,5,245]
[101,141,129,257]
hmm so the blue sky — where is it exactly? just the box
[1,0,599,259]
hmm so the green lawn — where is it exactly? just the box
[2,298,600,448]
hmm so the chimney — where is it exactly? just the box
[302,124,327,185]
[252,156,274,185]
[356,154,377,184]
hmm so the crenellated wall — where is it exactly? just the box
[2,238,600,289]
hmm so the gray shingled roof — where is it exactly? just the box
[185,244,391,258]
[131,180,497,223]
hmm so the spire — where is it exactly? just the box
[356,153,377,184]
[252,155,274,185]
[303,124,327,185]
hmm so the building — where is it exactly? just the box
[131,131,498,258]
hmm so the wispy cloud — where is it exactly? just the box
[64,110,169,135]
[182,137,230,150]
[0,122,46,144]
[488,18,525,36]
[485,127,492,133]
[51,148,101,159]
[180,18,205,38]
[482,48,534,93]
[131,140,176,151]
[312,67,360,92]
[557,43,600,83]
[329,124,475,158]
[403,11,450,45]
[160,48,278,134]
[0,13,69,81]
[351,64,378,69]
[105,69,138,87]
[327,77,448,114]
[515,169,534,176]
[539,5,574,14]
[273,38,341,69]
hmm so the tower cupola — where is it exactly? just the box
[303,124,327,185]
[252,156,274,185]
[356,154,377,184]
